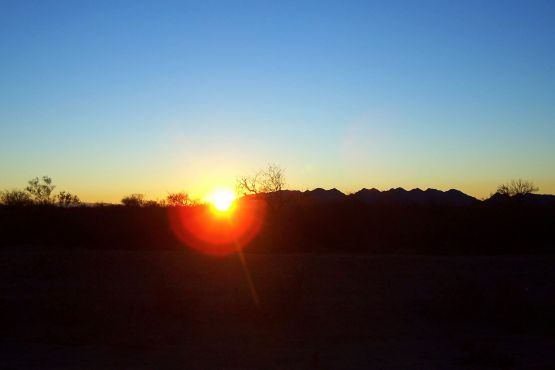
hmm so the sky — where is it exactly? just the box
[1,0,554,202]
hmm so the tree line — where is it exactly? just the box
[0,167,542,207]
[0,165,286,207]
[0,176,80,207]
[0,170,552,255]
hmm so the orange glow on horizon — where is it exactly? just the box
[168,195,266,256]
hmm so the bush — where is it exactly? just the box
[121,194,145,207]
[0,190,34,206]
[166,192,192,207]
[56,191,81,207]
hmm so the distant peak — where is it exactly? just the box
[389,187,407,192]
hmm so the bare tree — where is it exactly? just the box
[496,179,539,196]
[260,164,285,193]
[236,164,285,195]
[236,172,260,195]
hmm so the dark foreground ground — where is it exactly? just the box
[1,248,554,369]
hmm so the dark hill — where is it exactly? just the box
[486,192,555,205]
[260,187,477,206]
[352,187,478,206]
[304,187,345,202]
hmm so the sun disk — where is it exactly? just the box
[208,189,236,212]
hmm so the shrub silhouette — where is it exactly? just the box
[0,190,34,206]
[57,191,81,207]
[1,177,81,207]
[166,192,192,207]
[496,179,538,196]
[121,194,145,207]
[144,199,162,207]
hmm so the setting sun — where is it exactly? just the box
[208,189,236,212]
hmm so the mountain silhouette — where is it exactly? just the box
[256,187,478,206]
[249,187,555,206]
[305,187,345,202]
[352,187,478,206]
[259,188,345,204]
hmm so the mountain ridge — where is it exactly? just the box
[257,187,555,206]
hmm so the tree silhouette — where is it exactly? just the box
[166,192,192,207]
[236,164,285,195]
[496,179,539,197]
[25,176,56,204]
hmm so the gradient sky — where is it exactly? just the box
[1,0,554,202]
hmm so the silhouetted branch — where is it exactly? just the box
[166,192,193,207]
[496,179,539,196]
[236,164,285,195]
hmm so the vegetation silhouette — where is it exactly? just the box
[57,191,81,207]
[166,192,194,207]
[1,176,79,207]
[496,179,539,197]
[236,164,285,196]
[0,189,33,206]
[121,193,145,207]
[237,164,286,210]
[25,176,56,205]
[0,175,553,255]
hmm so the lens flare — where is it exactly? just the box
[168,196,266,256]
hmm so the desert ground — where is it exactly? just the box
[1,247,554,369]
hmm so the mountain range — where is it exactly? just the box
[260,187,555,206]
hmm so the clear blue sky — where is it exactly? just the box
[1,0,554,202]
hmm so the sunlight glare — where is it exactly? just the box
[208,188,236,212]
